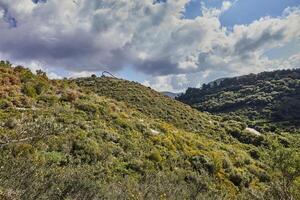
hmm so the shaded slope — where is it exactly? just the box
[177,68,300,132]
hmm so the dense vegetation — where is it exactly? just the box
[177,69,300,133]
[0,61,299,199]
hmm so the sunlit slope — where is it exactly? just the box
[74,77,215,132]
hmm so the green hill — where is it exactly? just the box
[0,61,299,200]
[177,69,300,133]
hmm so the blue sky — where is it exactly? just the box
[0,0,300,92]
[185,0,300,24]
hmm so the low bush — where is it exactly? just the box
[22,83,37,98]
[35,82,48,95]
[229,170,246,187]
[191,155,215,175]
[75,102,97,114]
[248,148,260,160]
[148,151,162,162]
[0,99,13,109]
[60,90,79,102]
[4,118,18,129]
[37,95,58,106]
[229,129,266,146]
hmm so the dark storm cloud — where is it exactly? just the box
[137,57,180,76]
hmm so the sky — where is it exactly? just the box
[0,0,300,92]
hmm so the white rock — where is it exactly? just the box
[245,127,262,136]
[149,128,160,136]
[15,107,27,111]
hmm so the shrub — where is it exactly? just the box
[191,155,215,175]
[266,147,300,200]
[22,83,37,98]
[126,160,144,173]
[0,99,13,109]
[19,70,35,83]
[229,170,251,187]
[248,149,260,160]
[222,157,233,172]
[75,102,97,114]
[114,117,133,130]
[257,170,270,182]
[36,69,47,78]
[42,151,66,165]
[229,129,266,146]
[38,95,58,106]
[35,82,48,95]
[229,171,243,186]
[61,90,79,102]
[4,118,18,129]
[12,143,35,157]
[0,60,11,67]
[148,151,162,162]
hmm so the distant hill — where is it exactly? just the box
[0,61,299,199]
[177,68,300,132]
[161,91,182,98]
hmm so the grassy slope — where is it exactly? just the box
[177,69,300,133]
[0,63,299,199]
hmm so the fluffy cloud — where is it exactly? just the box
[0,0,299,91]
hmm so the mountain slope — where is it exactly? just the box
[74,77,217,135]
[0,62,299,199]
[177,68,300,132]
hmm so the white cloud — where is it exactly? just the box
[47,72,62,79]
[69,71,97,78]
[143,74,189,92]
[0,0,299,91]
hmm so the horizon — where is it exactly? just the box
[4,59,300,94]
[0,0,300,92]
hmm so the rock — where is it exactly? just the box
[245,127,261,136]
[149,128,160,136]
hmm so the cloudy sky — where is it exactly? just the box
[0,0,300,92]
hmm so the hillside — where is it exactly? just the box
[177,68,300,133]
[0,61,299,200]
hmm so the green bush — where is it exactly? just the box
[0,60,11,67]
[191,155,215,175]
[229,170,251,187]
[42,151,67,165]
[229,129,266,146]
[35,82,48,95]
[4,118,18,129]
[248,148,260,160]
[37,95,58,106]
[0,99,13,109]
[148,151,162,162]
[60,90,79,102]
[75,102,97,114]
[22,83,37,98]
[229,171,243,187]
[19,70,35,83]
